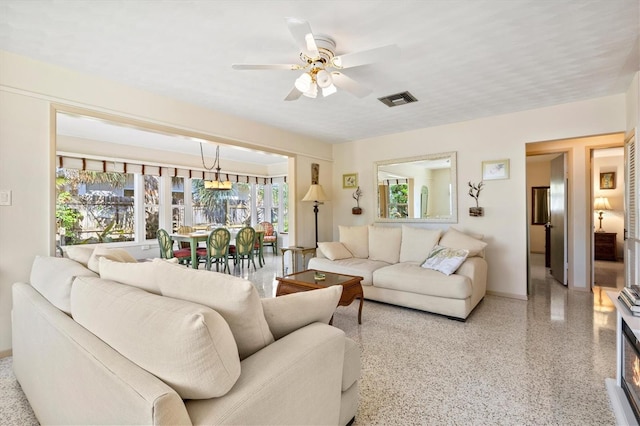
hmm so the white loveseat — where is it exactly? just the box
[13,251,360,425]
[308,225,488,320]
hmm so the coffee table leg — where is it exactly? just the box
[357,295,363,324]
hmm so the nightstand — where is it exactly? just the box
[594,232,617,261]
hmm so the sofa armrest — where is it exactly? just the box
[456,257,488,304]
[185,322,345,425]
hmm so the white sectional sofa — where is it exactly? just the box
[308,225,488,320]
[13,251,360,425]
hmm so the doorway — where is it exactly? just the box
[591,147,625,290]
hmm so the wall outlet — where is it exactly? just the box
[0,190,11,206]
[141,245,150,250]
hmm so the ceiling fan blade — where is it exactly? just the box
[286,17,319,58]
[332,44,400,69]
[284,86,303,101]
[331,72,372,98]
[232,63,300,70]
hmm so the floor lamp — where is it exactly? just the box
[302,184,329,247]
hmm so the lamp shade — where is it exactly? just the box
[594,197,612,211]
[302,184,329,202]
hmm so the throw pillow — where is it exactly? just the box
[64,246,95,267]
[87,246,137,273]
[70,276,241,399]
[339,225,369,259]
[368,225,402,264]
[439,227,488,257]
[153,260,275,360]
[399,225,442,263]
[421,245,469,275]
[261,286,342,340]
[317,242,353,261]
[29,256,97,314]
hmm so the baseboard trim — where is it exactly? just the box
[0,349,13,359]
[486,290,528,301]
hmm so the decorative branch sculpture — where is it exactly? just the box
[468,181,484,216]
[352,186,363,214]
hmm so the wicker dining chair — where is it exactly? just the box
[229,226,256,271]
[156,228,191,264]
[202,227,231,273]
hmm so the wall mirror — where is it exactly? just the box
[375,151,457,223]
[531,186,550,225]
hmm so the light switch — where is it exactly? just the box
[0,190,12,206]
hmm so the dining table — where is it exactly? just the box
[170,228,265,269]
[169,231,210,269]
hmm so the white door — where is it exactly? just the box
[625,133,639,287]
[550,154,568,285]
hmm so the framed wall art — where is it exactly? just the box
[342,173,358,189]
[482,159,510,180]
[600,172,616,189]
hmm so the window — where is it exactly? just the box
[144,175,160,240]
[56,168,135,245]
[57,161,288,245]
[171,177,185,232]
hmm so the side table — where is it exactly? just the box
[280,246,316,276]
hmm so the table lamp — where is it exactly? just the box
[302,184,329,247]
[593,196,612,232]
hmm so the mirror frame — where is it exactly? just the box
[374,151,458,223]
[531,186,550,225]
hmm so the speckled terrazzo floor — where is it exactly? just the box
[0,253,618,425]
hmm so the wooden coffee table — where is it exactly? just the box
[276,269,364,324]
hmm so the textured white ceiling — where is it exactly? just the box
[1,0,638,145]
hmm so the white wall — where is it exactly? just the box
[0,51,334,353]
[332,95,627,299]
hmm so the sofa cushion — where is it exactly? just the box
[154,260,275,360]
[317,242,353,261]
[421,245,469,275]
[439,227,488,257]
[98,257,162,294]
[87,246,138,273]
[368,225,402,264]
[399,225,442,263]
[261,286,342,340]
[373,262,472,299]
[29,256,98,314]
[70,276,241,400]
[308,256,389,286]
[64,246,95,267]
[339,225,369,259]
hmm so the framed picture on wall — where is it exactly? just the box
[482,159,510,180]
[343,173,358,188]
[600,172,616,189]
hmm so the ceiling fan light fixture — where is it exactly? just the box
[303,82,318,98]
[322,83,337,97]
[316,69,332,88]
[294,72,312,92]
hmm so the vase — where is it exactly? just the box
[469,207,484,217]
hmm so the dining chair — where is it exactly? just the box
[156,228,191,264]
[202,228,231,273]
[230,226,256,271]
[257,221,278,253]
[176,225,195,249]
[253,229,265,267]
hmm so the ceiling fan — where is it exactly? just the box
[232,17,400,101]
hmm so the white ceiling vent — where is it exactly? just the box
[378,91,418,107]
